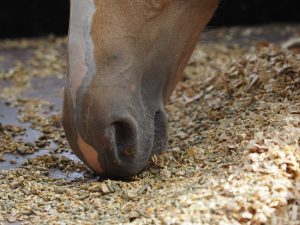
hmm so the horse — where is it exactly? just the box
[62,0,219,178]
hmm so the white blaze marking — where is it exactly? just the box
[68,0,96,106]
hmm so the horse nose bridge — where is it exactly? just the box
[80,79,142,127]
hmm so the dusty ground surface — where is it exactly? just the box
[0,25,300,224]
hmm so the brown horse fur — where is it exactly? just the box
[63,0,219,178]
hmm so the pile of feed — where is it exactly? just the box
[0,25,300,224]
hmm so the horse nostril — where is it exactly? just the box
[98,111,167,177]
[104,120,136,163]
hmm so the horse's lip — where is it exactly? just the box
[150,109,168,156]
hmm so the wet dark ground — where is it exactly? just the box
[0,47,86,181]
[0,76,85,179]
